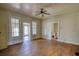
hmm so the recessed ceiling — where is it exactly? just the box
[0,3,79,19]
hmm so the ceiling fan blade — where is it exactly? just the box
[44,12,51,15]
[43,10,47,12]
[35,13,41,16]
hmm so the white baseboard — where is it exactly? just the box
[57,39,79,45]
[8,40,23,45]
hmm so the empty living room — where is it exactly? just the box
[0,3,79,56]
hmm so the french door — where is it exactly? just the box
[23,22,30,41]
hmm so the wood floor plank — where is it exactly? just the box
[0,39,78,56]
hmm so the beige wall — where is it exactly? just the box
[0,8,9,49]
[0,8,42,49]
[54,23,58,33]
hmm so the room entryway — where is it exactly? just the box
[23,22,30,41]
[44,22,59,40]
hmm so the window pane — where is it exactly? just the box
[24,26,29,35]
[11,17,19,37]
[13,27,19,36]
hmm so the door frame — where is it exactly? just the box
[45,21,60,40]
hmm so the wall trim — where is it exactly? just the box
[57,39,79,46]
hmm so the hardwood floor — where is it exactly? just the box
[0,39,79,56]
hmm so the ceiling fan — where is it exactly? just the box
[36,8,50,17]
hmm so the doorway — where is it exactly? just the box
[23,22,30,41]
[44,22,59,40]
[53,23,59,39]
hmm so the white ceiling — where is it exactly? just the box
[0,3,79,19]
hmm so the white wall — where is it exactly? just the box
[58,12,79,45]
[42,12,79,45]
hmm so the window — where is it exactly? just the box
[11,17,19,37]
[32,21,37,35]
